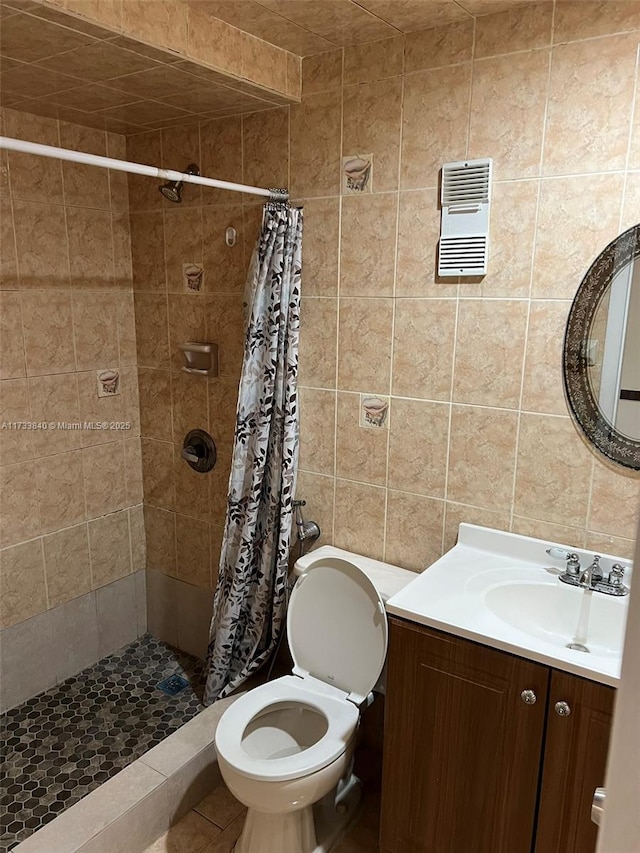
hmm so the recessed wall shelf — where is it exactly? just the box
[180,342,219,377]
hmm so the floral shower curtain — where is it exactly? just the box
[203,204,303,705]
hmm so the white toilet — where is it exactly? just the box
[214,546,414,853]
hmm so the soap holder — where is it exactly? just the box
[180,342,218,377]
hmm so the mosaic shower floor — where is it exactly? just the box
[0,635,206,852]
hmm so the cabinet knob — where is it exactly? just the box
[554,701,571,716]
[521,689,537,705]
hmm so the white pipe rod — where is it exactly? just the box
[0,136,288,201]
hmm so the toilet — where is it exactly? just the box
[214,546,415,853]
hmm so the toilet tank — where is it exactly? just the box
[293,546,416,694]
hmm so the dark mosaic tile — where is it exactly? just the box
[0,635,205,852]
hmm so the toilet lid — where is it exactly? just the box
[287,556,388,705]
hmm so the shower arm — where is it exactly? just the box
[0,135,289,202]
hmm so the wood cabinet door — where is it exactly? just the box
[535,670,615,853]
[380,618,549,853]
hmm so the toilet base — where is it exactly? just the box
[233,774,362,853]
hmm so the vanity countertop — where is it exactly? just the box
[386,524,632,687]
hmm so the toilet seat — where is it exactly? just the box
[215,675,359,782]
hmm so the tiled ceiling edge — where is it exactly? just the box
[33,0,301,103]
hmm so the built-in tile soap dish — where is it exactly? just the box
[180,342,218,377]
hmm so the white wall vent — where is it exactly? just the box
[438,158,493,277]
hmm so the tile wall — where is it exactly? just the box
[292,2,640,568]
[0,108,145,643]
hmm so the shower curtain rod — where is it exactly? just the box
[0,136,289,202]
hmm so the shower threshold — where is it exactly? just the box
[0,635,206,852]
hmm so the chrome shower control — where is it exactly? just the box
[520,689,537,705]
[554,701,571,716]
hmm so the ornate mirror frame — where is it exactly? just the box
[563,223,640,472]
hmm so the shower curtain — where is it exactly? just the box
[203,204,302,705]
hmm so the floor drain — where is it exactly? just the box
[566,642,590,653]
[157,674,190,696]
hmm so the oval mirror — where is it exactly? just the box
[563,224,640,472]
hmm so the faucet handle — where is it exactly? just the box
[608,564,625,586]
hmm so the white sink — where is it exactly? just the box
[386,525,632,686]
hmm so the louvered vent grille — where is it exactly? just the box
[439,235,488,274]
[442,161,491,205]
[438,157,493,277]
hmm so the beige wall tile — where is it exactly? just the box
[622,172,640,231]
[388,398,449,498]
[337,298,393,395]
[130,212,166,292]
[401,64,471,190]
[243,108,289,190]
[129,503,146,571]
[144,504,176,576]
[444,502,511,553]
[163,207,203,293]
[343,78,402,193]
[124,437,143,505]
[36,450,86,534]
[60,122,110,210]
[135,294,170,369]
[291,91,342,198]
[204,293,243,377]
[533,174,624,299]
[88,508,132,588]
[299,197,340,297]
[299,387,336,477]
[447,405,518,511]
[396,189,457,297]
[244,35,288,92]
[175,442,211,521]
[462,180,538,298]
[585,532,636,562]
[43,522,92,608]
[82,441,127,519]
[544,34,638,176]
[475,2,553,58]
[0,379,33,465]
[629,87,640,171]
[202,205,246,293]
[176,514,211,588]
[28,374,82,457]
[21,291,76,377]
[335,391,386,486]
[66,206,115,288]
[168,292,207,367]
[344,36,403,84]
[187,6,242,74]
[340,194,398,296]
[589,464,640,540]
[302,50,343,95]
[0,539,47,629]
[392,299,457,400]
[208,375,239,458]
[287,52,301,97]
[385,490,444,571]
[71,292,120,371]
[469,50,550,181]
[0,292,25,380]
[514,414,593,527]
[295,470,335,548]
[553,1,640,44]
[0,197,18,290]
[126,131,163,213]
[13,199,70,289]
[123,0,188,54]
[404,21,473,73]
[116,291,137,367]
[171,370,208,443]
[521,300,570,415]
[298,298,337,389]
[4,110,63,205]
[453,299,528,409]
[0,461,40,547]
[511,515,585,551]
[141,438,174,511]
[333,478,385,559]
[201,117,243,207]
[77,369,126,448]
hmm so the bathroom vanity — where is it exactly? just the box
[380,525,630,853]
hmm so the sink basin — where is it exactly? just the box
[483,578,625,657]
[385,524,632,686]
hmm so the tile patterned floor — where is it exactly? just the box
[0,635,206,852]
[142,779,381,853]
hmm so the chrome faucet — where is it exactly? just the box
[547,548,628,596]
[580,555,603,588]
[292,500,321,552]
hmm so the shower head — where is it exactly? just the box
[159,163,200,203]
